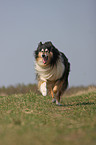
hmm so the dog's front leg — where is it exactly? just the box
[51,89,56,103]
[40,82,47,96]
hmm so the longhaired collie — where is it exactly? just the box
[34,41,70,105]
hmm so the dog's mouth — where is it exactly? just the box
[43,56,48,64]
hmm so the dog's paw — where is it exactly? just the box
[56,100,62,106]
[40,82,47,96]
[52,98,56,103]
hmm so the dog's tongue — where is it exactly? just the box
[43,57,48,64]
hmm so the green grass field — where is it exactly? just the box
[0,88,96,145]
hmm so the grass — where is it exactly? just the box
[0,88,96,145]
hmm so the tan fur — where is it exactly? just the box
[51,88,54,98]
[53,85,58,93]
[36,51,53,67]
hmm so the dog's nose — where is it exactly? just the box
[42,54,45,58]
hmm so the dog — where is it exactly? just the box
[34,41,70,105]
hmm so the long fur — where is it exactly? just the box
[34,41,70,105]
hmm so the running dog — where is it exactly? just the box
[34,41,70,105]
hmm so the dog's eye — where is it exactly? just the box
[45,49,49,52]
[41,49,44,52]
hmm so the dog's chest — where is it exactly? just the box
[35,58,65,81]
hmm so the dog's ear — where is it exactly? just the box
[44,41,53,51]
[38,42,42,47]
[37,42,42,50]
[47,41,55,51]
[44,41,52,46]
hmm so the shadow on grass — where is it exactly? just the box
[59,102,95,107]
[76,102,95,106]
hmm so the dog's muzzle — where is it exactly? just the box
[42,54,48,64]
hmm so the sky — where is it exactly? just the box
[0,0,96,87]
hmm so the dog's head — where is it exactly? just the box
[35,41,59,67]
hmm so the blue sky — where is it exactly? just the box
[0,0,96,87]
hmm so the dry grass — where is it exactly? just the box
[0,84,40,96]
[0,84,96,97]
[64,85,96,97]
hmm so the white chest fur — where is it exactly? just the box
[35,56,65,81]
